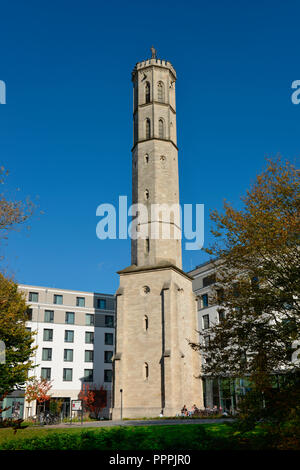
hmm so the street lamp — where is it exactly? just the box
[120,389,123,420]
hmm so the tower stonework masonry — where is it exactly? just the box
[112,51,202,419]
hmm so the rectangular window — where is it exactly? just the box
[85,350,94,362]
[85,331,94,344]
[105,315,114,328]
[216,288,224,303]
[64,330,74,343]
[105,333,113,345]
[29,292,39,302]
[26,308,33,321]
[26,327,31,333]
[76,297,85,307]
[104,351,113,363]
[85,314,94,326]
[202,274,216,288]
[218,309,225,322]
[44,310,54,323]
[104,369,112,383]
[64,349,73,362]
[63,368,73,382]
[65,312,75,324]
[84,369,93,382]
[204,336,210,347]
[42,348,52,361]
[97,298,106,310]
[201,294,209,308]
[43,329,53,342]
[203,314,210,330]
[53,294,63,305]
[41,368,51,380]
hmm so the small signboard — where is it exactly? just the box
[71,400,82,411]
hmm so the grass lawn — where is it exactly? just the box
[0,422,269,450]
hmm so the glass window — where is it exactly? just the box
[53,294,63,305]
[29,292,39,302]
[85,314,94,326]
[76,297,85,307]
[85,331,94,344]
[64,330,74,343]
[105,315,114,328]
[203,274,216,287]
[44,310,54,323]
[84,369,93,382]
[85,350,94,362]
[64,349,73,362]
[41,368,51,380]
[42,348,52,361]
[63,368,73,381]
[97,298,106,310]
[105,333,113,345]
[43,329,53,342]
[201,294,209,308]
[203,314,210,330]
[218,309,225,322]
[104,369,112,383]
[104,351,113,363]
[65,312,75,324]
[26,308,33,321]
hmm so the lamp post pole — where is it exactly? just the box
[120,389,123,420]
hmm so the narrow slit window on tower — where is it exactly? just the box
[144,189,149,200]
[157,81,164,102]
[145,237,150,253]
[144,362,149,380]
[158,119,164,139]
[144,315,148,331]
[145,82,150,103]
[145,118,151,139]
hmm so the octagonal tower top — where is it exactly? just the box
[132,47,177,82]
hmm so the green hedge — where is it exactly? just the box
[0,422,299,450]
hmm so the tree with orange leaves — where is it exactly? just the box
[78,384,107,418]
[25,378,52,406]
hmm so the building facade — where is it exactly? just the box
[1,285,115,419]
[112,51,202,419]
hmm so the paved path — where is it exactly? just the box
[42,418,233,429]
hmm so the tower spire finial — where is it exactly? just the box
[150,45,157,59]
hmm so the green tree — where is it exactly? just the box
[190,158,300,422]
[0,274,36,402]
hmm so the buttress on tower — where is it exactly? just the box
[112,50,202,419]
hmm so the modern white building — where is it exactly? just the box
[1,284,115,419]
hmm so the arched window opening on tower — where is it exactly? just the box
[144,189,149,200]
[158,119,164,139]
[145,119,151,139]
[145,82,150,103]
[157,81,164,102]
[143,362,149,380]
[144,315,149,331]
[144,154,149,164]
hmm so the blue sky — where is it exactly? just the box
[0,0,299,294]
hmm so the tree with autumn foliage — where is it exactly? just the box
[25,378,52,410]
[78,384,107,419]
[190,158,300,425]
